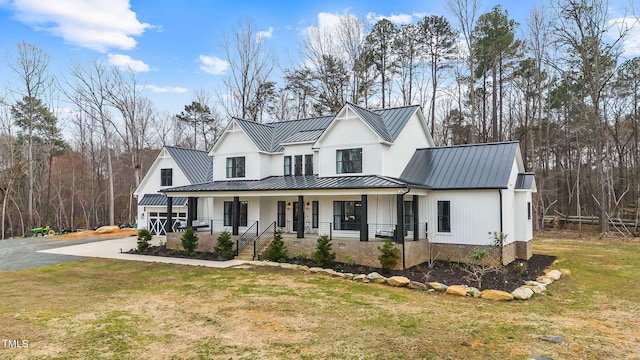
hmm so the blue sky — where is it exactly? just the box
[0,0,637,117]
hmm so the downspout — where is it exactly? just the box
[498,190,503,233]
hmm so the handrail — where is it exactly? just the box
[254,222,276,260]
[236,221,259,255]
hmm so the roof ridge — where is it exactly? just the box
[164,145,209,154]
[234,117,275,128]
[372,104,420,112]
[416,141,519,151]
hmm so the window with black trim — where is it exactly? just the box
[305,154,313,175]
[277,201,286,227]
[333,201,361,230]
[284,156,291,176]
[312,201,319,228]
[336,148,362,174]
[226,157,245,178]
[437,200,450,233]
[294,155,303,176]
[161,168,173,186]
[404,201,414,231]
[223,201,248,226]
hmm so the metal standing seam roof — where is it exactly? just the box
[164,146,213,183]
[280,129,326,144]
[515,173,535,189]
[138,194,187,206]
[400,142,520,189]
[347,103,393,142]
[161,175,412,193]
[374,105,420,140]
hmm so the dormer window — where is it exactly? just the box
[284,156,292,176]
[305,154,313,175]
[336,148,362,174]
[226,157,245,178]
[294,155,303,175]
[161,168,173,186]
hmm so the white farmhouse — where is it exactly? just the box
[146,103,535,267]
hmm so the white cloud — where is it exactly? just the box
[608,17,640,57]
[256,26,274,41]
[366,12,414,25]
[108,54,150,72]
[145,85,188,94]
[198,55,228,75]
[9,0,151,52]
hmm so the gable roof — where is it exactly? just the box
[228,104,422,153]
[164,146,213,184]
[400,142,520,189]
[138,194,187,206]
[515,173,535,190]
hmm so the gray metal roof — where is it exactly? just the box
[162,175,410,193]
[515,173,535,189]
[164,146,213,183]
[348,103,393,141]
[400,142,520,189]
[230,104,420,153]
[280,129,325,144]
[138,194,187,206]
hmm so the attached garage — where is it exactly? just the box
[137,194,187,235]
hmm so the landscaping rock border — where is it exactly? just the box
[235,260,570,301]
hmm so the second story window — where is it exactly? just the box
[294,155,303,176]
[336,148,362,174]
[226,157,245,178]
[161,168,173,186]
[305,154,313,175]
[284,156,292,176]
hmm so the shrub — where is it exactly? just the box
[378,238,401,274]
[214,231,235,260]
[312,235,336,267]
[137,229,152,252]
[181,227,198,256]
[266,228,288,262]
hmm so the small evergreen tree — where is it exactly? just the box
[312,234,336,267]
[137,229,152,252]
[266,228,288,262]
[214,230,235,260]
[378,238,400,274]
[181,227,198,256]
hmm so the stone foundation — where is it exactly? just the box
[515,240,533,260]
[166,232,229,253]
[429,241,531,266]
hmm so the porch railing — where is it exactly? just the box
[254,222,276,260]
[236,221,259,255]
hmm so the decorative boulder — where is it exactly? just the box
[536,276,554,284]
[308,267,323,273]
[480,289,514,301]
[465,287,481,297]
[406,281,429,291]
[512,286,534,300]
[560,268,572,276]
[353,274,369,283]
[547,270,562,280]
[387,276,411,287]
[366,272,388,284]
[446,285,467,297]
[428,282,449,292]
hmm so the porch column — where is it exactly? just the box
[413,195,419,241]
[232,196,239,235]
[360,195,368,241]
[396,193,404,244]
[165,196,173,234]
[297,195,304,238]
[187,197,197,227]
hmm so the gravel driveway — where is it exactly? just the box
[0,236,122,271]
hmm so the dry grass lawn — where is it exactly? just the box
[1,235,639,359]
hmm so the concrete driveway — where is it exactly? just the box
[0,234,245,272]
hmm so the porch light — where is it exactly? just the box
[305,202,310,209]
[287,202,291,209]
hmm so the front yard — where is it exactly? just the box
[1,235,639,359]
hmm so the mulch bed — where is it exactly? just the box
[131,245,556,292]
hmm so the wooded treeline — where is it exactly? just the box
[1,0,639,237]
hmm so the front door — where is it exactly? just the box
[292,202,300,231]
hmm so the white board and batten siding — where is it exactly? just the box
[315,107,385,176]
[382,112,432,177]
[426,190,502,246]
[212,125,261,181]
[136,151,190,197]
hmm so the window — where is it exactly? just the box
[223,201,248,226]
[226,157,245,178]
[404,201,414,231]
[161,168,173,186]
[305,154,313,175]
[527,202,532,220]
[283,156,292,176]
[437,201,451,233]
[294,155,303,176]
[277,201,286,227]
[336,148,362,174]
[312,201,319,228]
[333,201,361,230]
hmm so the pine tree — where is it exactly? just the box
[312,235,336,268]
[181,227,198,256]
[214,230,235,260]
[266,228,288,262]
